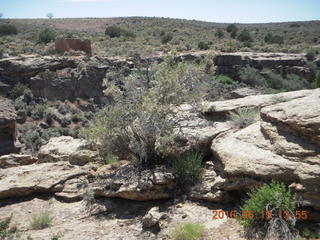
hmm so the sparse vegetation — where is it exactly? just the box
[30,211,54,230]
[238,181,296,240]
[171,222,205,240]
[0,24,18,36]
[38,28,56,44]
[230,107,260,128]
[172,152,203,185]
[0,215,20,240]
[81,59,206,167]
[105,25,135,38]
[104,153,119,165]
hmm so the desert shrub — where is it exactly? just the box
[105,26,123,38]
[216,74,234,85]
[81,59,206,167]
[0,24,18,36]
[311,71,320,89]
[198,41,210,50]
[239,66,266,86]
[105,26,135,38]
[71,113,83,123]
[215,29,224,38]
[264,33,284,44]
[105,153,119,165]
[172,152,203,184]
[44,110,54,125]
[238,29,253,42]
[230,107,259,128]
[30,211,53,230]
[58,103,69,114]
[38,28,56,44]
[290,23,300,28]
[60,117,71,128]
[20,129,42,153]
[266,72,309,91]
[31,104,47,120]
[171,222,205,240]
[226,24,238,33]
[161,32,173,44]
[306,48,316,61]
[51,232,63,240]
[238,181,296,240]
[8,83,28,99]
[0,215,20,240]
[306,61,317,75]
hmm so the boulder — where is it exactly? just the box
[0,154,37,168]
[38,136,99,165]
[0,162,89,199]
[211,89,320,209]
[94,164,175,201]
[142,207,166,228]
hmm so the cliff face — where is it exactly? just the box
[0,52,314,103]
[215,52,314,80]
[0,97,18,155]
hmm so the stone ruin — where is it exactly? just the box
[55,38,92,55]
[0,97,18,155]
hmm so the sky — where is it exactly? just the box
[1,0,320,23]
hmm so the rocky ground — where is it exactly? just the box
[0,86,319,239]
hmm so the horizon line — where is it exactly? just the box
[2,16,320,25]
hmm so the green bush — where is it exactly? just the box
[230,107,259,128]
[0,24,18,36]
[44,111,54,125]
[0,215,20,240]
[161,32,173,44]
[8,83,29,99]
[311,71,320,89]
[81,60,206,167]
[238,181,296,240]
[31,104,47,120]
[105,25,135,38]
[171,222,205,240]
[105,153,119,165]
[20,129,42,153]
[216,74,234,85]
[198,41,210,50]
[306,48,316,61]
[238,29,253,42]
[215,29,224,39]
[264,33,284,44]
[266,72,309,91]
[239,66,266,86]
[38,28,56,44]
[226,24,238,33]
[172,152,203,184]
[30,211,53,230]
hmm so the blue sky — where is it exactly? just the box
[1,0,320,23]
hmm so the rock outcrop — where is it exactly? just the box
[0,154,37,168]
[215,52,314,81]
[211,89,320,209]
[0,52,314,103]
[38,136,99,166]
[0,161,92,200]
[0,97,18,155]
[94,164,175,201]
